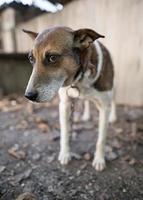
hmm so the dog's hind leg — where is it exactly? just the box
[92,93,110,171]
[109,89,117,123]
[58,88,72,165]
[109,99,117,123]
[82,100,91,121]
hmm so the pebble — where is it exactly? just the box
[83,153,92,161]
[106,151,118,161]
[0,166,6,173]
[32,153,41,161]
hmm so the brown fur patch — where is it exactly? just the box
[78,42,114,91]
[93,43,114,91]
[30,27,79,86]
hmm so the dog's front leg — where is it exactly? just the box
[58,88,71,165]
[82,100,90,121]
[92,101,110,171]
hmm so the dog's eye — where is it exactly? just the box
[44,54,59,65]
[49,55,58,63]
[28,53,35,64]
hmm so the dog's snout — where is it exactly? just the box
[25,91,38,101]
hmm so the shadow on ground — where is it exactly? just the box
[0,96,143,200]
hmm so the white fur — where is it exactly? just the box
[82,100,90,121]
[109,88,117,123]
[58,83,115,171]
[90,41,103,84]
[58,88,72,164]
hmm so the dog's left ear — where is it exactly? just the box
[73,28,104,50]
[22,29,38,40]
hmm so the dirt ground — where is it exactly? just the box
[0,96,143,200]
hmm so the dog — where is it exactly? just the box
[23,26,117,171]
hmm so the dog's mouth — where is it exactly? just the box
[36,76,66,102]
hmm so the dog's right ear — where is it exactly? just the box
[22,29,38,40]
[73,28,104,50]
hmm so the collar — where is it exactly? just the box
[73,40,103,86]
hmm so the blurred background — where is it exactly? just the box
[0,0,143,105]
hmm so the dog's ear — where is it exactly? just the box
[73,29,104,50]
[22,29,38,40]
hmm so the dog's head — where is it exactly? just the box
[23,26,104,102]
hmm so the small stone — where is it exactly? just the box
[76,169,81,176]
[123,188,127,193]
[83,153,92,161]
[14,169,32,184]
[71,152,82,160]
[106,151,118,161]
[32,153,41,161]
[0,166,6,173]
[47,154,55,163]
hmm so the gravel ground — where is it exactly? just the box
[0,96,143,200]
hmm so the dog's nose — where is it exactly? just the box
[25,91,38,101]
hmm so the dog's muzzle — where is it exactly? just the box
[25,75,66,102]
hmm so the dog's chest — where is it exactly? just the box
[67,81,100,100]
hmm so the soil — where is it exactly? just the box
[0,96,143,200]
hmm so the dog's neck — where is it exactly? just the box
[73,41,100,84]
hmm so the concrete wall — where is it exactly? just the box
[0,8,16,52]
[0,53,31,94]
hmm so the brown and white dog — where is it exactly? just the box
[23,26,116,171]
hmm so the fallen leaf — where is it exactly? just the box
[129,158,136,165]
[16,192,37,200]
[114,127,123,134]
[37,122,49,133]
[8,146,26,160]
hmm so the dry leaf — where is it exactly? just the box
[37,122,49,133]
[129,158,136,165]
[16,192,37,200]
[8,147,26,160]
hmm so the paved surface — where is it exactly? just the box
[0,96,143,200]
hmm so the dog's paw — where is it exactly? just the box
[58,152,71,165]
[92,157,106,171]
